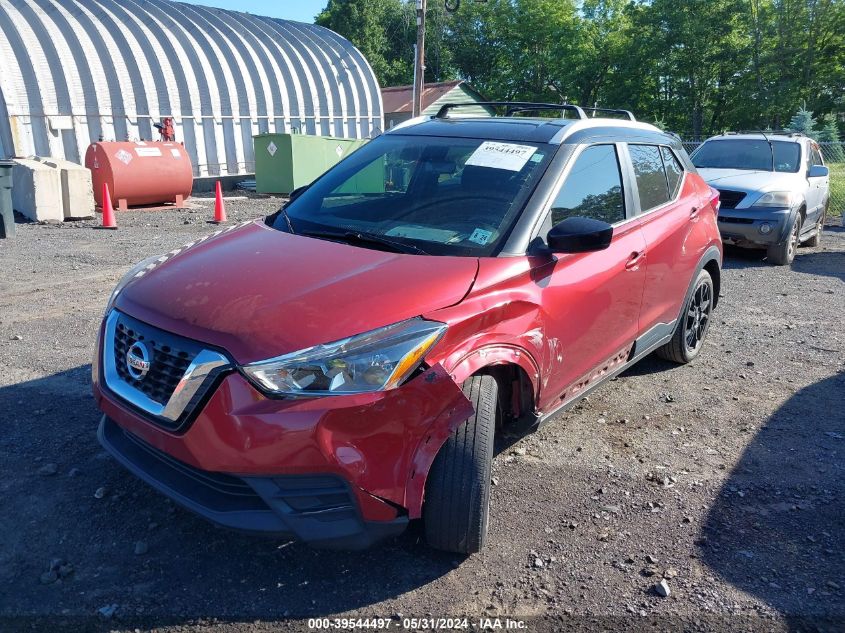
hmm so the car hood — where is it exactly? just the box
[697,168,802,193]
[115,221,479,364]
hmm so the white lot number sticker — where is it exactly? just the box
[468,228,492,245]
[135,147,162,157]
[466,141,537,172]
[170,148,181,158]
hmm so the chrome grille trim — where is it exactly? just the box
[102,310,230,425]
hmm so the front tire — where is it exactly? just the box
[424,374,497,554]
[767,214,801,265]
[656,269,714,364]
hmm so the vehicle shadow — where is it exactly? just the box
[791,249,845,283]
[721,225,845,275]
[721,244,770,269]
[0,366,458,625]
[618,354,677,377]
[700,373,845,621]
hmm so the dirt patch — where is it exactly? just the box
[0,206,843,631]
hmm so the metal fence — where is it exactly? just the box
[680,140,845,222]
[820,142,845,222]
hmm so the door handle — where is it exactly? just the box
[690,206,699,218]
[625,251,645,269]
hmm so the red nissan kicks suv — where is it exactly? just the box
[94,104,722,554]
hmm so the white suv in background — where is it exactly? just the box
[691,132,830,265]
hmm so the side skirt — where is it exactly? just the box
[519,320,677,430]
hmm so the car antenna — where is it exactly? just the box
[758,130,774,171]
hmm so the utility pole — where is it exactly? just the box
[412,0,427,117]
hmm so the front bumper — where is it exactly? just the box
[93,308,475,546]
[717,207,792,245]
[98,416,407,548]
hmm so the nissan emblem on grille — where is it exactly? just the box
[126,341,151,380]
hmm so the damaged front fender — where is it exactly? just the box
[315,363,474,516]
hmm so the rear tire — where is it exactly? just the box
[656,269,714,364]
[424,374,497,554]
[767,214,801,265]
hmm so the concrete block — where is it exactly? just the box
[12,158,63,223]
[31,157,95,219]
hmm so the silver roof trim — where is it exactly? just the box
[384,116,434,134]
[549,119,663,145]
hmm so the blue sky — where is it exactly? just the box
[189,0,328,23]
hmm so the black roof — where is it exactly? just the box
[389,117,677,148]
[391,117,573,143]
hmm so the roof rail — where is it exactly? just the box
[435,101,588,120]
[581,107,636,121]
[723,129,805,138]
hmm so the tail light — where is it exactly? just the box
[708,186,721,214]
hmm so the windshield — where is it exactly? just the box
[691,139,801,173]
[272,134,554,256]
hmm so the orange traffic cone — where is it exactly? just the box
[212,181,227,224]
[100,183,117,230]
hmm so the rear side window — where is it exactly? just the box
[810,145,824,166]
[629,144,670,212]
[661,147,684,198]
[550,144,625,225]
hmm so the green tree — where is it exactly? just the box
[316,0,455,87]
[817,115,844,162]
[448,0,582,102]
[315,0,844,137]
[788,105,818,138]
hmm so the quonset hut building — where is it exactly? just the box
[0,0,383,177]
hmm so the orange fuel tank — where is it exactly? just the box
[86,141,193,209]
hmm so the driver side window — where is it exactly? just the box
[550,144,625,225]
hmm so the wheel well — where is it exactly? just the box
[798,204,807,224]
[476,364,535,429]
[703,259,721,308]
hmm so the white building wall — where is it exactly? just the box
[0,0,384,177]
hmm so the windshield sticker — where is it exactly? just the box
[466,141,537,172]
[468,228,492,246]
[386,225,458,242]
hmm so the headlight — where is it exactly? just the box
[241,319,447,396]
[752,191,796,208]
[105,254,166,314]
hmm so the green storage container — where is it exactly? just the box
[254,133,371,195]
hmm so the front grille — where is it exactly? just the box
[716,189,746,209]
[113,314,202,406]
[103,311,230,433]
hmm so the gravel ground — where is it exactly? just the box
[0,197,843,633]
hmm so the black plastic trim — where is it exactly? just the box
[98,416,408,549]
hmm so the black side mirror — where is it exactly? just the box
[547,216,613,253]
[288,185,309,201]
[283,185,310,209]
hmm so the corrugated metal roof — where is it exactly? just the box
[0,0,384,176]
